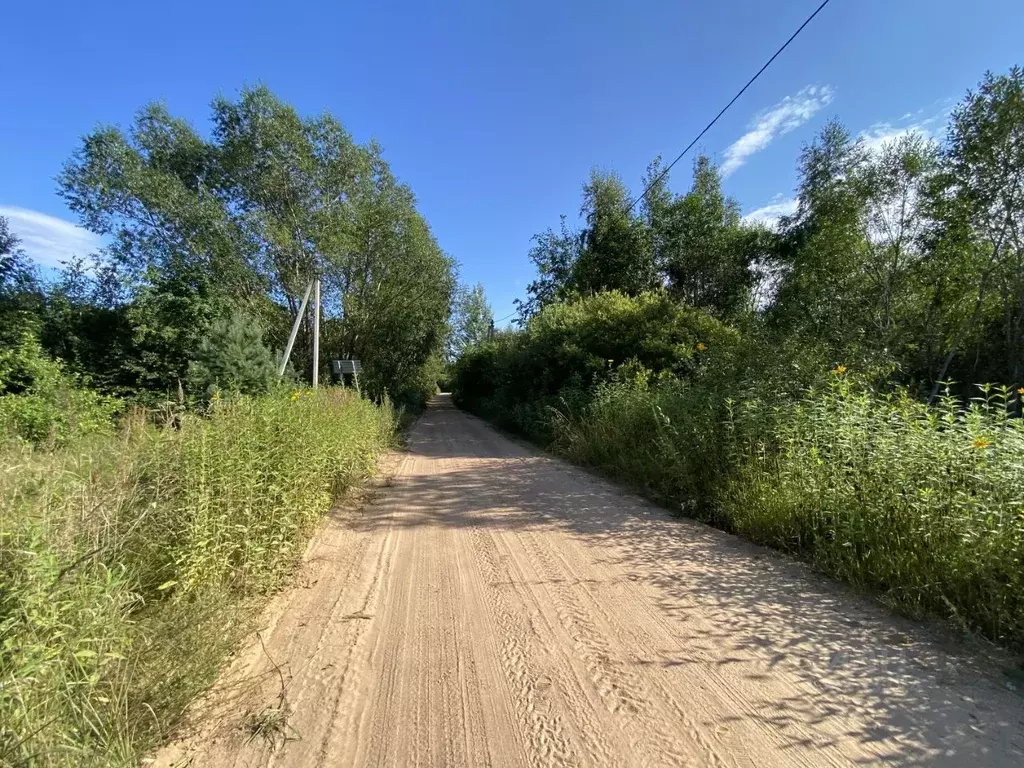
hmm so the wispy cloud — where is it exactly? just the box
[858,103,952,154]
[858,120,935,154]
[742,196,798,228]
[721,85,834,177]
[0,205,103,269]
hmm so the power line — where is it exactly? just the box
[493,310,517,324]
[626,0,834,213]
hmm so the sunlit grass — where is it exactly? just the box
[0,388,394,766]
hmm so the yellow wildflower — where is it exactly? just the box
[696,342,707,352]
[290,391,301,402]
[972,436,992,450]
[1017,387,1024,396]
[833,364,848,376]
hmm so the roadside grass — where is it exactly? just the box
[550,374,1024,651]
[0,388,394,766]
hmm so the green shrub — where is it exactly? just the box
[0,388,394,766]
[0,334,120,446]
[452,290,738,440]
[187,312,279,397]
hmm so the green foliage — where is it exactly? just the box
[646,155,760,317]
[769,120,874,349]
[517,215,581,319]
[0,388,394,765]
[766,69,1024,392]
[551,373,1024,648]
[0,217,44,347]
[330,164,455,409]
[516,170,661,320]
[55,86,455,404]
[572,170,657,296]
[188,312,278,396]
[926,66,1024,386]
[453,291,738,440]
[724,380,1024,644]
[447,282,493,361]
[0,335,120,446]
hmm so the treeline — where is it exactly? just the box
[1,86,456,411]
[453,67,1024,649]
[514,67,1024,392]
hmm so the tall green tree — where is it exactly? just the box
[212,86,363,313]
[449,283,494,360]
[857,133,941,371]
[769,120,873,352]
[516,170,656,322]
[649,155,757,317]
[326,143,455,403]
[926,67,1024,386]
[572,169,656,296]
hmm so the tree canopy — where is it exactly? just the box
[448,282,494,361]
[509,66,1024,396]
[46,86,455,405]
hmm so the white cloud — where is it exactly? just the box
[742,196,798,228]
[721,85,834,177]
[858,103,951,154]
[858,121,931,154]
[0,205,103,269]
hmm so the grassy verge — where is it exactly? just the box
[0,388,394,766]
[548,374,1024,650]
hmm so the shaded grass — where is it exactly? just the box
[0,388,394,766]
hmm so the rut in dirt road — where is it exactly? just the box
[158,394,1024,767]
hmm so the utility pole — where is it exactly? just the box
[312,278,321,388]
[279,279,314,378]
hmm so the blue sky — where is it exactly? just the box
[2,0,1022,324]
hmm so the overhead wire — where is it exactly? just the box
[498,0,834,319]
[492,310,517,324]
[625,0,834,212]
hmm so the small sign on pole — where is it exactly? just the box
[332,359,362,391]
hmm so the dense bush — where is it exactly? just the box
[452,291,739,440]
[0,335,120,446]
[0,388,394,765]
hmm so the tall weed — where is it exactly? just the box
[722,378,1024,644]
[0,388,394,766]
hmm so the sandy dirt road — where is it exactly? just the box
[158,395,1024,767]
